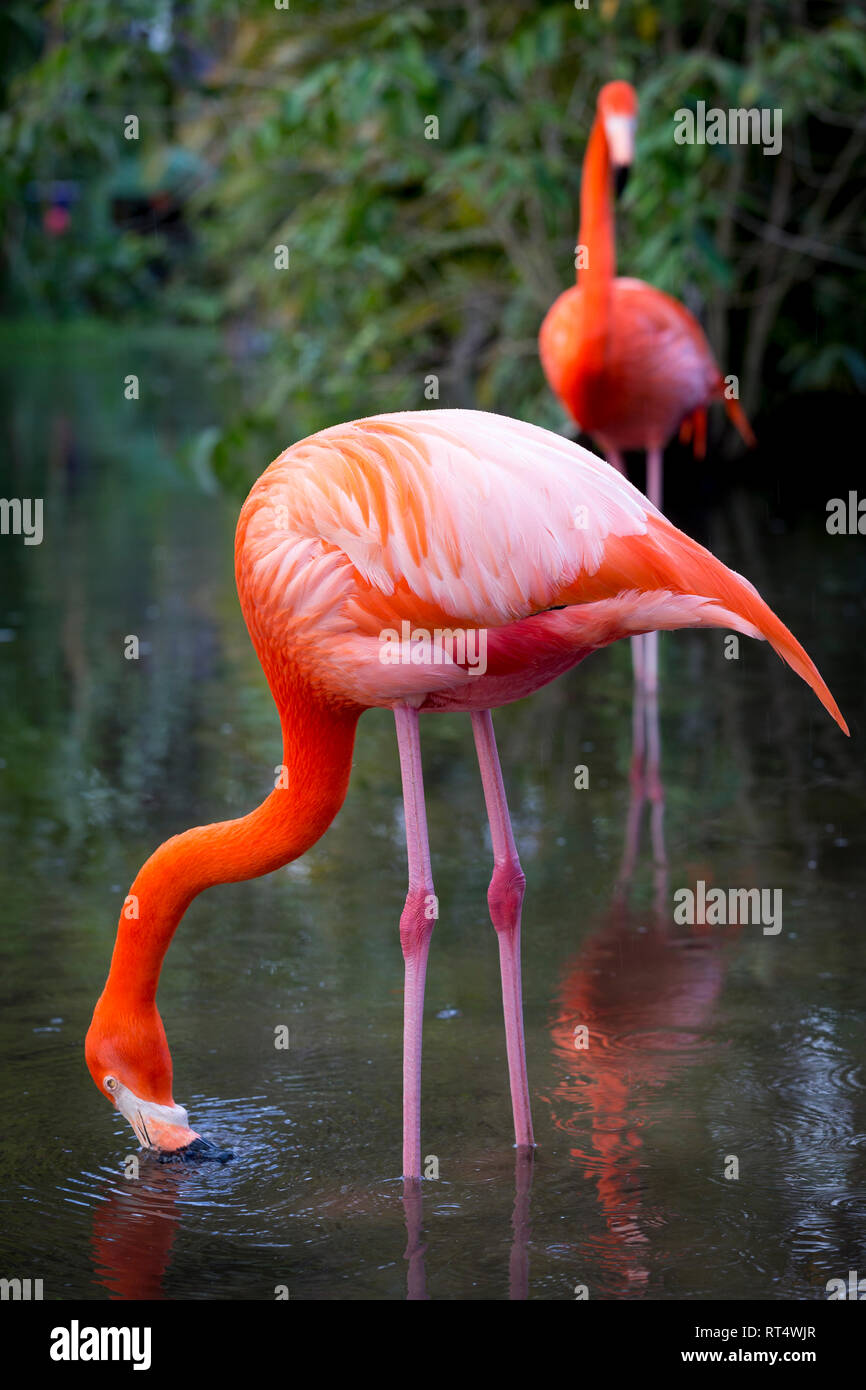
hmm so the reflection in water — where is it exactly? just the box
[547,910,730,1294]
[91,1154,534,1302]
[545,675,733,1295]
[402,1180,428,1301]
[401,1149,534,1301]
[509,1147,534,1301]
[92,1165,180,1300]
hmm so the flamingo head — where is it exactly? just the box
[85,1000,225,1159]
[598,81,638,193]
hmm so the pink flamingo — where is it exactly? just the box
[539,80,756,704]
[86,410,846,1181]
[539,79,755,503]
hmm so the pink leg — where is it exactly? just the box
[644,444,667,915]
[606,446,645,689]
[630,630,646,692]
[645,684,665,815]
[606,445,626,476]
[646,444,663,512]
[394,705,436,1182]
[629,664,646,793]
[642,446,664,698]
[615,682,647,903]
[645,683,668,919]
[471,710,535,1150]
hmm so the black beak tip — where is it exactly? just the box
[614,165,630,197]
[159,1136,234,1165]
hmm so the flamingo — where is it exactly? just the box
[85,409,846,1182]
[538,80,755,704]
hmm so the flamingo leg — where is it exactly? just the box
[642,445,664,699]
[642,446,667,906]
[615,681,648,903]
[605,446,646,690]
[394,705,437,1182]
[645,677,668,925]
[470,710,535,1150]
[645,445,663,511]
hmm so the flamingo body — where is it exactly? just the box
[87,408,845,1175]
[539,277,731,454]
[238,408,658,712]
[237,409,833,718]
[539,81,754,462]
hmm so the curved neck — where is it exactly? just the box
[577,113,616,372]
[102,695,360,1008]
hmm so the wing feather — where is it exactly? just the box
[235,409,846,731]
[240,410,656,638]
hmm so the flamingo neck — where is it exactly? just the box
[101,695,360,1009]
[576,114,616,373]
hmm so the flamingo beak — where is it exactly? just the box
[111,1081,231,1161]
[604,115,635,194]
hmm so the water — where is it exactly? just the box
[1,329,863,1300]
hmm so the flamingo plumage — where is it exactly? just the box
[86,409,846,1180]
[539,78,756,755]
[539,80,755,482]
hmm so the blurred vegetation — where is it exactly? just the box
[1,0,865,482]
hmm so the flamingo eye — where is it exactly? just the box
[104,1075,118,1092]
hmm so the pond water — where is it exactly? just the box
[1,329,863,1300]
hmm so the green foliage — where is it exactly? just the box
[1,0,864,479]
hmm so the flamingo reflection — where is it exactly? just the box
[402,1147,535,1301]
[545,684,732,1295]
[402,1179,429,1300]
[91,1166,180,1300]
[90,1156,532,1301]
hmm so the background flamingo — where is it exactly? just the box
[539,79,756,706]
[85,410,845,1182]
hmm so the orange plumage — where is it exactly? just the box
[539,81,755,462]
